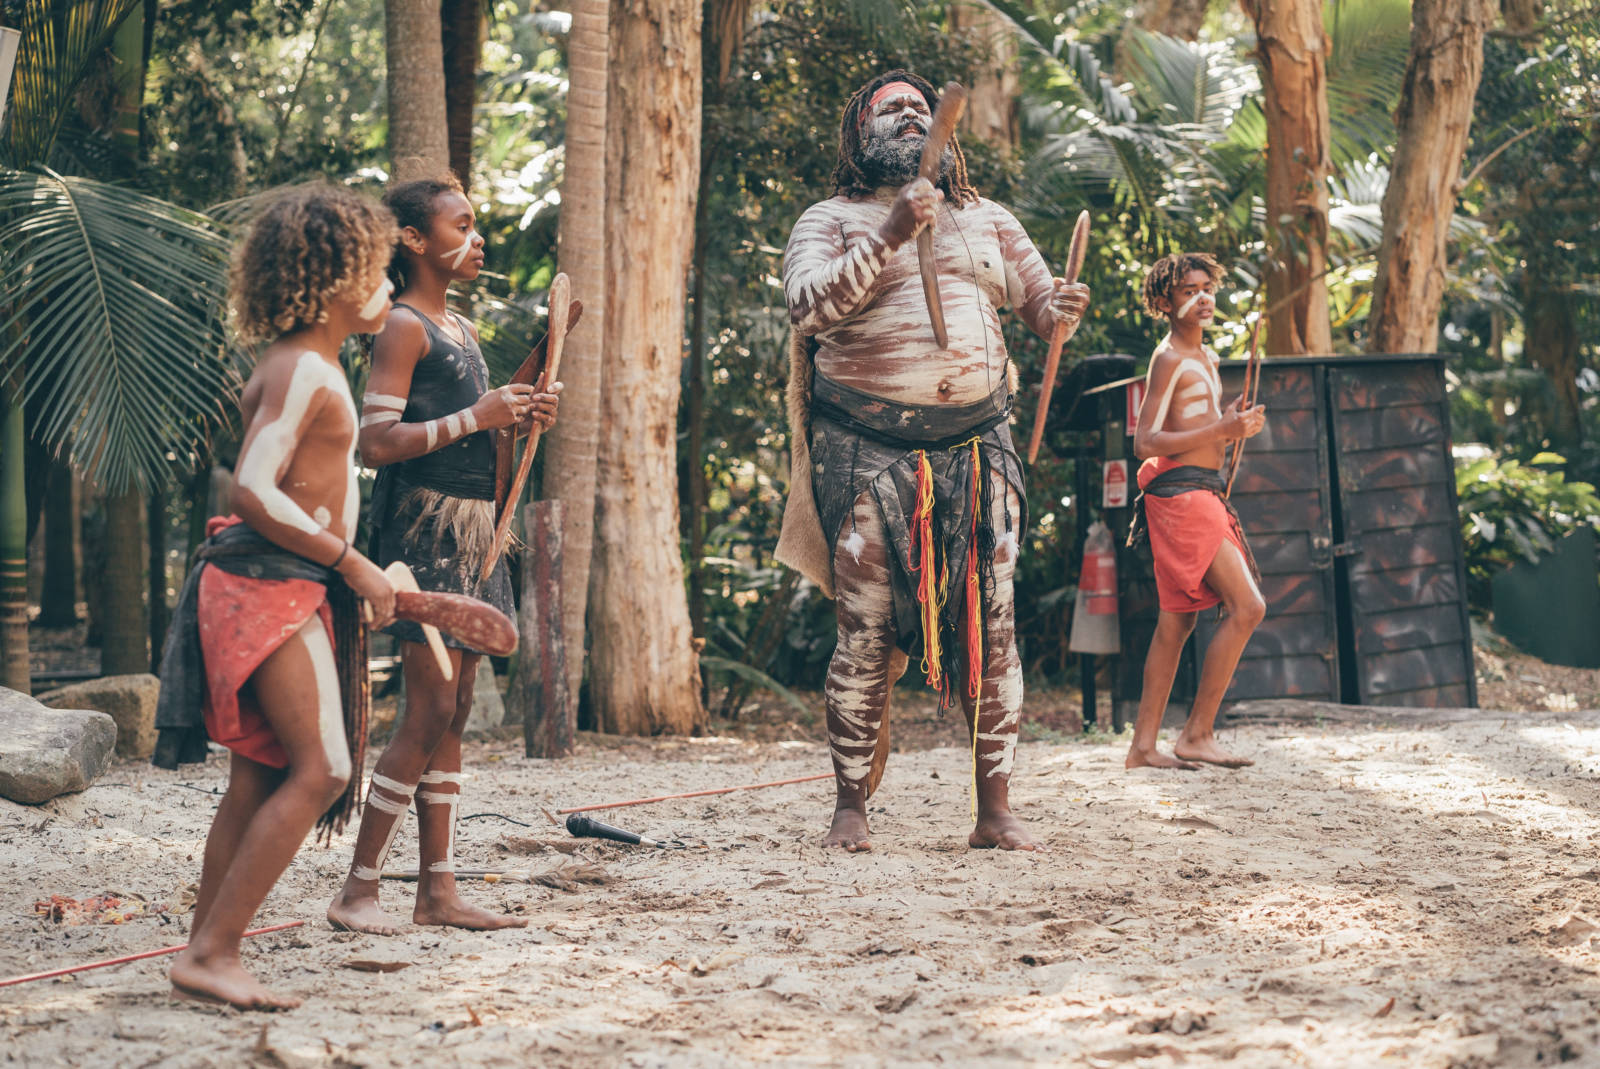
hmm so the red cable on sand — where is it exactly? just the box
[0,920,304,989]
[556,772,834,814]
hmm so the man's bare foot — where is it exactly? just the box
[414,893,528,930]
[823,805,872,852]
[1125,747,1201,771]
[969,810,1037,851]
[327,891,406,936]
[169,949,300,1011]
[1173,737,1254,768]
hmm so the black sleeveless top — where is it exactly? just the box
[391,302,496,499]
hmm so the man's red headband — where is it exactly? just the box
[859,81,925,127]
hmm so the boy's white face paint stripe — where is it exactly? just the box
[359,277,394,321]
[442,232,478,270]
[235,351,341,536]
[1174,292,1204,320]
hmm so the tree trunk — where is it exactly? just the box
[1138,0,1212,40]
[1365,0,1495,354]
[587,0,704,735]
[1241,0,1333,356]
[543,0,609,709]
[385,0,450,181]
[1524,279,1581,448]
[684,144,712,641]
[440,0,481,189]
[37,460,78,628]
[101,488,148,677]
[951,2,1020,148]
[1,388,28,692]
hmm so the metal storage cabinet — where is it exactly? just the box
[1105,354,1476,723]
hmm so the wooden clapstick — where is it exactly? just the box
[384,562,452,680]
[915,83,968,350]
[393,590,517,657]
[482,274,570,581]
[1026,210,1092,464]
[493,299,584,521]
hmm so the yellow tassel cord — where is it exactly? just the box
[910,451,945,690]
[963,439,984,820]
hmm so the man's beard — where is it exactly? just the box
[856,135,952,189]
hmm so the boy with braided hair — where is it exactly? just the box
[1125,252,1266,771]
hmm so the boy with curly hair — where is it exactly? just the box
[1125,252,1266,771]
[154,184,399,1009]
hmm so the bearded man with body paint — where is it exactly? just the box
[776,71,1091,852]
[1125,252,1266,771]
[152,185,399,1009]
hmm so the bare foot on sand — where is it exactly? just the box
[414,894,528,930]
[969,810,1037,851]
[1174,737,1254,768]
[327,892,406,936]
[170,950,300,1011]
[1126,747,1201,771]
[824,806,872,852]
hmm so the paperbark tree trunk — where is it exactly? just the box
[1138,0,1212,40]
[543,0,609,711]
[1365,0,1496,354]
[1524,279,1582,447]
[1240,0,1333,356]
[101,488,147,676]
[950,2,1019,149]
[385,0,450,181]
[440,0,480,189]
[586,0,705,735]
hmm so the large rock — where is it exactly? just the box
[38,673,160,758]
[0,687,117,804]
[398,659,504,737]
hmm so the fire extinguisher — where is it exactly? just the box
[1068,520,1120,654]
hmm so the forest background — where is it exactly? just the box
[0,0,1595,736]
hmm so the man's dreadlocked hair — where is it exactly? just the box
[1141,252,1224,319]
[384,173,466,291]
[830,70,980,206]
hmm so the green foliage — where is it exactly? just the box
[1455,450,1600,607]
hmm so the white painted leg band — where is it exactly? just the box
[369,772,413,797]
[427,860,456,874]
[419,771,461,786]
[365,791,408,815]
[352,864,383,881]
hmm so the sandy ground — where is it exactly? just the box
[6,705,1600,1068]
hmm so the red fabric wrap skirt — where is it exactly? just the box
[198,519,332,768]
[1137,457,1249,614]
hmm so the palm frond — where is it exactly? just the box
[1324,0,1411,166]
[5,0,142,167]
[0,168,238,491]
[1122,29,1258,135]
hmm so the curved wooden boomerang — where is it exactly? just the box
[916,83,968,350]
[1224,313,1264,499]
[493,298,585,522]
[482,273,571,582]
[1025,209,1092,464]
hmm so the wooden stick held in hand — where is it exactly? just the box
[915,83,968,350]
[385,561,452,680]
[481,273,570,581]
[1026,210,1091,464]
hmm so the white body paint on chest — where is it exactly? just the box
[236,351,355,536]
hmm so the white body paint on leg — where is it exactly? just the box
[418,771,462,875]
[352,771,416,882]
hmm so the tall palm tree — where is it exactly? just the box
[542,0,609,714]
[0,0,236,691]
